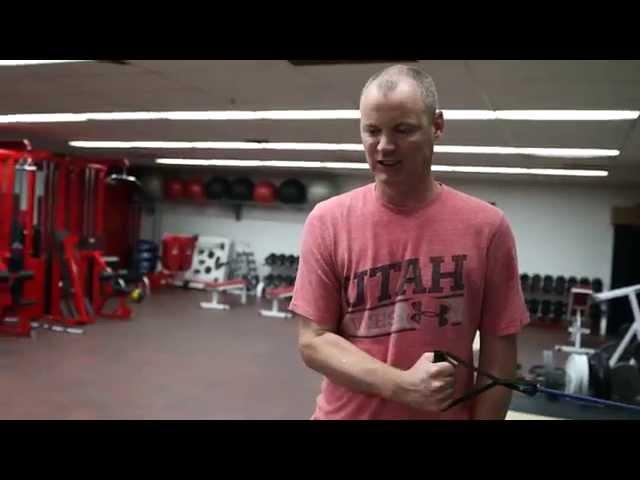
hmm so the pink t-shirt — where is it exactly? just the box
[289,182,529,420]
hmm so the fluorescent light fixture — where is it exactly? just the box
[0,60,93,66]
[495,110,639,121]
[156,158,369,169]
[447,110,639,121]
[70,141,364,151]
[163,110,362,120]
[322,162,370,169]
[435,146,619,158]
[431,165,608,177]
[1,109,638,123]
[0,111,361,123]
[6,114,93,123]
[153,159,215,166]
[443,110,496,120]
[72,140,619,158]
[154,158,607,177]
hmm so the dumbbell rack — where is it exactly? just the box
[522,275,563,329]
[260,254,299,290]
[256,253,299,319]
[522,273,606,335]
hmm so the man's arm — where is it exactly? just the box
[471,333,518,420]
[298,316,455,412]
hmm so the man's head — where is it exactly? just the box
[359,65,444,188]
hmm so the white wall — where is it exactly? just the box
[141,202,309,277]
[141,174,640,285]
[439,179,639,288]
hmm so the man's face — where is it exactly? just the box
[359,80,443,186]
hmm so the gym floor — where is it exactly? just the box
[1,288,638,420]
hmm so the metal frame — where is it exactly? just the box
[0,145,43,336]
[259,287,294,319]
[200,280,248,311]
[592,284,640,368]
[555,287,596,355]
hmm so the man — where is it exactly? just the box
[289,65,529,420]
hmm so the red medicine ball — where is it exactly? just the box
[253,181,277,204]
[185,180,205,201]
[164,179,185,200]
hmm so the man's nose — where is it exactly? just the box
[377,134,396,153]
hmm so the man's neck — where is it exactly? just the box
[375,176,440,209]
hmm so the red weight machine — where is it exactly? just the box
[0,141,45,337]
[35,153,142,326]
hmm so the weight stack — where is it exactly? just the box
[132,239,160,275]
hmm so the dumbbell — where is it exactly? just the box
[263,274,275,288]
[285,275,296,286]
[552,301,565,323]
[286,255,297,268]
[528,299,540,317]
[567,276,578,293]
[520,274,530,293]
[530,274,542,294]
[554,276,567,295]
[579,277,591,289]
[265,254,277,266]
[542,275,554,294]
[276,254,286,266]
[592,278,603,293]
[274,275,286,287]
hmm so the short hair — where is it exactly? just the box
[361,65,439,118]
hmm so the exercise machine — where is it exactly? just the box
[0,142,44,336]
[563,284,640,404]
[555,287,597,355]
[35,153,142,327]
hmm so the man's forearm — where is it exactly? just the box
[300,331,405,401]
[471,379,513,419]
[471,333,518,420]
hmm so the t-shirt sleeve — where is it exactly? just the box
[288,207,342,327]
[480,214,530,336]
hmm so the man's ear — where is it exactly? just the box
[433,111,445,141]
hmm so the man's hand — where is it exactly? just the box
[393,352,456,412]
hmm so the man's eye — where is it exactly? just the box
[396,126,415,134]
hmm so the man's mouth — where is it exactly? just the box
[377,160,401,167]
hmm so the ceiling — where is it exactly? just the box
[1,60,639,185]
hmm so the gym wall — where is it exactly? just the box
[335,175,640,288]
[447,180,640,287]
[141,174,640,286]
[141,201,307,278]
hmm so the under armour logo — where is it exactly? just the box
[410,301,430,324]
[410,301,454,327]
